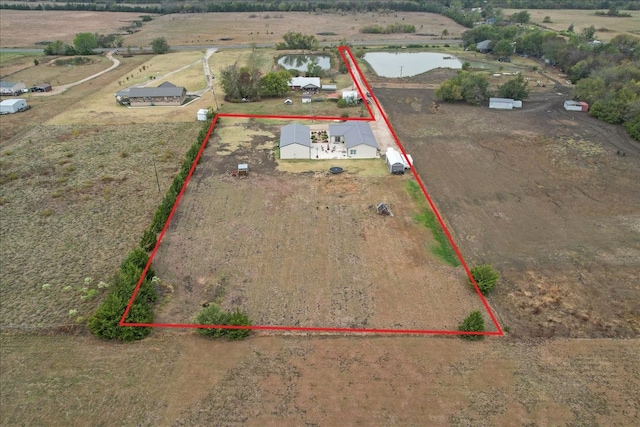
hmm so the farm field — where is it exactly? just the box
[504,8,640,41]
[151,118,494,331]
[0,10,149,48]
[372,70,640,339]
[1,8,640,427]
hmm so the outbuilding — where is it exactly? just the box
[0,98,29,114]
[0,81,26,95]
[30,83,52,92]
[279,123,311,159]
[564,100,589,112]
[385,147,406,174]
[489,97,522,110]
[196,109,208,121]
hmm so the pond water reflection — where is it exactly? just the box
[364,52,462,77]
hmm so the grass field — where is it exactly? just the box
[0,10,149,47]
[0,121,201,327]
[3,55,113,86]
[504,8,640,41]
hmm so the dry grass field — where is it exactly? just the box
[125,11,467,47]
[0,10,149,47]
[1,332,638,426]
[2,55,113,86]
[504,8,640,41]
[1,9,640,427]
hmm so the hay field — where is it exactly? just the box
[0,10,149,47]
[504,8,640,41]
[124,11,468,47]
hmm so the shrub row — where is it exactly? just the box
[88,111,215,341]
[195,304,252,340]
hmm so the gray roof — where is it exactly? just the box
[476,39,491,50]
[280,124,311,147]
[0,81,19,88]
[329,121,377,149]
[115,81,185,98]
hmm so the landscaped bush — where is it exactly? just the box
[469,264,499,295]
[458,310,485,340]
[195,304,252,340]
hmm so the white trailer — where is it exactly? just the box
[0,98,28,114]
[386,147,412,174]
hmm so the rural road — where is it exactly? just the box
[34,50,120,96]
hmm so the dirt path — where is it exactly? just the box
[34,51,120,96]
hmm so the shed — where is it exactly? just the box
[237,163,249,176]
[321,84,337,91]
[0,98,28,114]
[476,39,492,53]
[197,109,208,121]
[31,83,52,92]
[385,147,406,174]
[489,97,522,110]
[0,81,26,95]
[279,123,311,159]
[564,100,588,112]
[342,90,360,102]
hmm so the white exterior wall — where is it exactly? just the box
[347,144,377,159]
[0,99,27,113]
[280,144,310,159]
[489,100,513,109]
[564,101,583,111]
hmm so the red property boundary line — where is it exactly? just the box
[120,46,503,336]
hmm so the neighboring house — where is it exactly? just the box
[30,83,52,92]
[279,123,311,159]
[115,81,186,106]
[328,121,378,159]
[489,97,522,110]
[288,77,321,91]
[0,98,29,114]
[476,39,492,53]
[0,81,26,95]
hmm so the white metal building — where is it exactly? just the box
[279,123,311,159]
[0,98,28,114]
[489,97,522,110]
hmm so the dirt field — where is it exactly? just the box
[1,332,639,426]
[151,118,493,331]
[371,68,640,339]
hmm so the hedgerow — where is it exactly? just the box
[195,305,252,340]
[89,111,215,341]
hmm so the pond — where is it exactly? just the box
[363,52,462,78]
[277,54,331,71]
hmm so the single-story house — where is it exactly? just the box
[476,39,492,53]
[0,98,29,114]
[0,81,26,95]
[564,100,589,112]
[280,123,311,159]
[288,77,321,91]
[328,121,378,159]
[30,83,52,92]
[489,97,522,110]
[115,81,186,106]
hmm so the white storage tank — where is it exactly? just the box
[196,109,208,121]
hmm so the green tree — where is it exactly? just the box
[511,10,530,24]
[276,31,319,50]
[573,77,606,104]
[542,16,552,23]
[469,264,500,295]
[73,32,98,55]
[261,70,290,97]
[436,71,489,106]
[581,25,596,41]
[567,23,575,33]
[441,29,449,39]
[492,39,514,57]
[458,311,485,340]
[610,34,640,60]
[151,37,170,54]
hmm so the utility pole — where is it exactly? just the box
[399,66,404,78]
[152,156,161,193]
